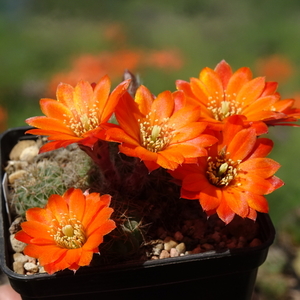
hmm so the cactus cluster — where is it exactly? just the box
[6,141,92,217]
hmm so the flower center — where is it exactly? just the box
[206,151,241,187]
[207,92,243,121]
[50,213,86,249]
[139,112,175,152]
[64,105,100,137]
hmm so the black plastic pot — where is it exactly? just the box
[0,127,275,300]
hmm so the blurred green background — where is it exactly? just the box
[1,0,300,232]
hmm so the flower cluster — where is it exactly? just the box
[16,60,300,273]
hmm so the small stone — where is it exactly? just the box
[174,231,184,242]
[170,248,179,257]
[191,245,201,254]
[13,253,28,264]
[39,266,47,273]
[10,234,26,253]
[164,237,178,251]
[151,256,159,260]
[9,217,23,234]
[24,262,39,273]
[175,242,186,254]
[27,256,37,264]
[152,243,164,256]
[201,243,214,251]
[211,231,221,243]
[157,227,168,240]
[13,261,25,274]
[249,238,262,247]
[9,140,36,160]
[237,236,247,248]
[8,170,28,184]
[159,249,170,259]
[20,145,39,162]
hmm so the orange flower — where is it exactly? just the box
[105,86,218,171]
[169,115,284,224]
[15,188,116,274]
[26,76,130,153]
[176,60,300,133]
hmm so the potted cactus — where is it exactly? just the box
[1,61,300,299]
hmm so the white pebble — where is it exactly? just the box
[13,261,25,274]
[10,234,26,253]
[24,262,39,273]
[159,250,170,259]
[170,248,179,257]
[20,145,39,162]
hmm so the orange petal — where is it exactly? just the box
[199,185,222,211]
[227,128,256,161]
[241,191,269,213]
[214,60,233,88]
[64,248,82,266]
[39,99,73,120]
[56,82,74,108]
[176,80,195,99]
[216,198,235,224]
[239,174,276,195]
[135,85,153,116]
[172,123,208,143]
[26,117,74,135]
[240,158,281,178]
[106,127,140,146]
[173,90,186,112]
[21,221,52,240]
[226,67,252,97]
[84,221,116,250]
[190,78,210,105]
[272,98,295,112]
[246,138,273,159]
[15,230,34,244]
[242,95,279,116]
[151,90,174,120]
[169,106,201,129]
[73,80,94,115]
[158,148,184,165]
[68,189,86,222]
[85,208,114,236]
[78,250,94,266]
[101,78,131,123]
[236,77,265,106]
[223,188,249,218]
[26,207,53,225]
[114,93,141,140]
[92,75,111,118]
[46,194,69,222]
[199,67,224,98]
[182,173,210,192]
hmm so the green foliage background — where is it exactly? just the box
[1,0,300,227]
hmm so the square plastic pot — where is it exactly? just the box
[0,127,275,300]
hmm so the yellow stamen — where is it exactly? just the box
[51,215,86,249]
[139,112,175,152]
[206,152,241,187]
[64,104,100,137]
[207,92,243,121]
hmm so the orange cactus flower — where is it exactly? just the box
[15,188,116,274]
[105,86,218,172]
[169,115,284,224]
[176,60,300,133]
[26,76,130,153]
